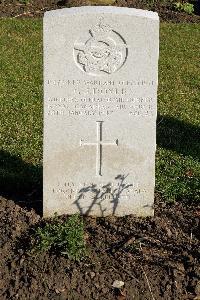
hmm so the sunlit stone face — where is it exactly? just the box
[43,6,159,217]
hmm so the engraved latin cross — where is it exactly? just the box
[80,121,118,176]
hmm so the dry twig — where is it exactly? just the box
[139,243,156,300]
[141,266,156,300]
[12,7,48,18]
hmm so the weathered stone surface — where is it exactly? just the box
[43,6,159,217]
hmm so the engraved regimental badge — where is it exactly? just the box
[73,18,128,76]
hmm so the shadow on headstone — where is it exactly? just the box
[157,113,200,160]
[74,174,133,216]
[0,150,42,214]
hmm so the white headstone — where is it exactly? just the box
[43,6,159,217]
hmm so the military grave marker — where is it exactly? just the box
[43,6,159,217]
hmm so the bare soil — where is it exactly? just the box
[0,0,200,22]
[0,195,200,299]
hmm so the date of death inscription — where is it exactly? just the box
[46,79,156,117]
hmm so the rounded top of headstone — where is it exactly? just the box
[44,6,159,21]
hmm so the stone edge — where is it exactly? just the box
[44,6,159,20]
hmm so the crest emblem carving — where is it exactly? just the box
[73,19,128,76]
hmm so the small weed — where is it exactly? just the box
[32,214,86,261]
[174,2,194,14]
[125,243,140,254]
[18,0,30,4]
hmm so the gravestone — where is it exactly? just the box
[43,6,159,217]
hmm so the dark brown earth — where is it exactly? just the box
[0,195,200,300]
[0,0,200,22]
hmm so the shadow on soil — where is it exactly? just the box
[0,114,199,214]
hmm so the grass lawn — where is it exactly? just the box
[0,19,199,203]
